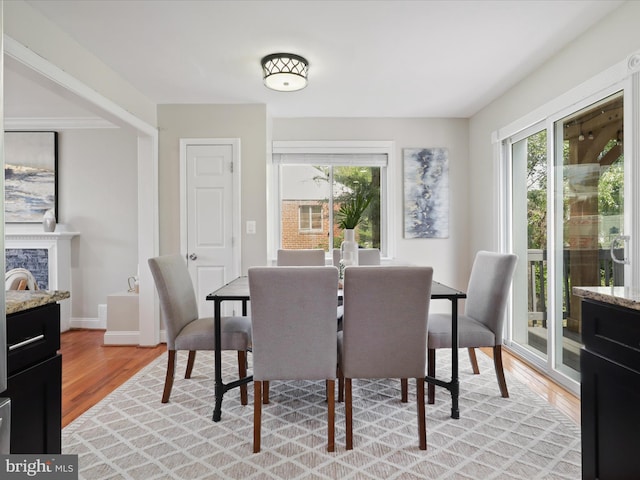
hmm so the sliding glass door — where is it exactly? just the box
[511,128,549,362]
[507,90,629,388]
[554,92,625,378]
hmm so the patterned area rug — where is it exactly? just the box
[62,350,581,479]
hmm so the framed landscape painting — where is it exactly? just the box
[403,147,449,238]
[4,131,58,223]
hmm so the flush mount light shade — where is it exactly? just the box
[261,53,308,92]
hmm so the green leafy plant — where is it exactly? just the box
[336,186,373,229]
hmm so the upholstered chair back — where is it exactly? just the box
[148,254,199,350]
[332,248,381,266]
[341,266,433,379]
[276,249,325,266]
[249,266,339,381]
[464,251,518,344]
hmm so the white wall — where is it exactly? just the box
[157,104,268,271]
[468,1,640,257]
[273,117,470,294]
[60,128,138,323]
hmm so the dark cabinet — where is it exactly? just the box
[581,299,640,480]
[5,303,62,454]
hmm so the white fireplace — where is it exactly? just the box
[5,224,79,332]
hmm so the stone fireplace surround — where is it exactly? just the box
[5,224,79,332]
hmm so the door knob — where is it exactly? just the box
[189,253,198,261]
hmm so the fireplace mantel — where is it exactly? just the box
[5,224,80,332]
[5,231,79,241]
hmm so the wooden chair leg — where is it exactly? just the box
[253,381,262,453]
[185,350,196,379]
[337,367,344,403]
[401,378,408,403]
[238,350,248,406]
[427,348,435,404]
[468,347,480,374]
[327,379,335,452]
[162,350,177,403]
[417,377,426,450]
[493,345,509,398]
[345,378,353,450]
[263,381,270,404]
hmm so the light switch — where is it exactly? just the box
[246,220,256,234]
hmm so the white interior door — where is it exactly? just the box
[181,139,241,316]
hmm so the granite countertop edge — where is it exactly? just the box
[573,286,640,311]
[6,290,71,315]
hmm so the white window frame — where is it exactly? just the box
[270,141,396,262]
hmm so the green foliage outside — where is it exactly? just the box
[526,131,548,250]
[332,166,380,249]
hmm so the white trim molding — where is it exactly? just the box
[4,116,117,130]
[103,331,140,346]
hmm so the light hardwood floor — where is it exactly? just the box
[61,329,164,427]
[480,346,580,425]
[61,330,580,428]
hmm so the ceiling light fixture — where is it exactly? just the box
[261,53,308,92]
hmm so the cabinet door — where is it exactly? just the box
[5,354,61,454]
[7,303,60,376]
[581,349,640,480]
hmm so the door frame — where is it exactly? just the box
[179,138,242,288]
[495,49,640,394]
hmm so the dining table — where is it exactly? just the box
[206,275,466,422]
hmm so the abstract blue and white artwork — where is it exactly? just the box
[403,147,449,238]
[4,131,57,223]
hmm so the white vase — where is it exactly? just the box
[43,210,57,232]
[341,229,359,266]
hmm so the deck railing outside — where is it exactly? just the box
[527,248,624,327]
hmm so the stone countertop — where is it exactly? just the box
[573,286,640,311]
[6,290,70,315]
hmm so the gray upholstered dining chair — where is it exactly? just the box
[148,254,252,404]
[357,248,381,265]
[248,266,339,453]
[272,248,330,399]
[338,265,433,450]
[427,250,518,404]
[332,248,381,266]
[276,248,325,266]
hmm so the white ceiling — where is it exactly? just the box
[5,0,624,120]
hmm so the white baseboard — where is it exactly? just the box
[103,331,140,345]
[70,316,105,330]
[94,329,167,346]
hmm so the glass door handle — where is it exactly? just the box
[611,235,630,265]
